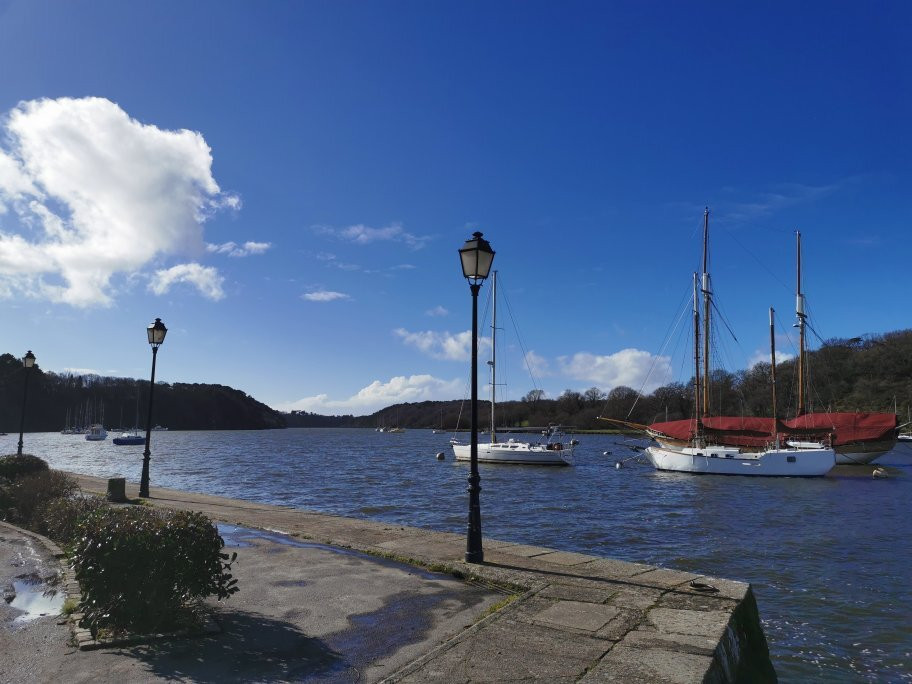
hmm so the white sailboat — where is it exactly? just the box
[645,211,834,477]
[113,391,145,445]
[84,400,107,441]
[452,271,574,466]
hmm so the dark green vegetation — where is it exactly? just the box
[286,330,912,429]
[0,353,283,432]
[3,329,909,434]
[66,506,238,636]
[0,454,77,525]
[0,455,238,637]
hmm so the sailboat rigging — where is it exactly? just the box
[452,271,573,466]
[643,209,836,476]
[113,389,145,445]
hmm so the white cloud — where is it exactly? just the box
[524,350,551,377]
[425,305,449,317]
[748,349,795,368]
[314,222,430,250]
[557,348,672,393]
[720,182,841,224]
[302,289,351,302]
[206,241,271,257]
[62,367,100,376]
[274,374,463,416]
[0,96,237,307]
[316,252,361,271]
[394,327,491,361]
[149,263,225,300]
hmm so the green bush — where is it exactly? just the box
[0,470,77,526]
[71,505,238,636]
[36,494,109,547]
[0,454,49,482]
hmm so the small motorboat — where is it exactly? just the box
[85,424,108,441]
[113,431,144,446]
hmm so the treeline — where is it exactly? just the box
[0,353,285,433]
[284,329,912,430]
[7,328,909,434]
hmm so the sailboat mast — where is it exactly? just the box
[796,230,806,416]
[770,307,777,425]
[770,307,779,448]
[701,207,711,417]
[490,271,497,444]
[693,272,701,426]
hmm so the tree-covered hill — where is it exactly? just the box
[0,354,285,432]
[9,328,907,434]
[284,329,912,430]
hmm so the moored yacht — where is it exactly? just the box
[453,425,574,466]
[85,424,108,441]
[450,271,574,466]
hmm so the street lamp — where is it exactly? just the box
[139,318,167,498]
[458,231,495,564]
[16,350,36,456]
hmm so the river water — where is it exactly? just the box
[13,428,911,682]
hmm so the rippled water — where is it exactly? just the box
[14,428,911,682]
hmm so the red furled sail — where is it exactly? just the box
[648,412,897,447]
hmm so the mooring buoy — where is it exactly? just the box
[615,461,622,469]
[436,452,445,460]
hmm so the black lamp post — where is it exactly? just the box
[139,318,167,498]
[16,350,36,456]
[458,231,495,564]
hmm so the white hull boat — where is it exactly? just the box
[451,270,574,467]
[453,434,573,466]
[85,424,107,441]
[646,443,835,477]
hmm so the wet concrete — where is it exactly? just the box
[0,518,502,683]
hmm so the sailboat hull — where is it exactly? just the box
[645,444,835,477]
[452,442,572,466]
[834,442,894,465]
[113,433,145,445]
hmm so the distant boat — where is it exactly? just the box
[384,408,405,433]
[114,390,145,445]
[151,425,168,431]
[113,431,145,446]
[85,424,108,441]
[432,407,445,433]
[451,271,573,466]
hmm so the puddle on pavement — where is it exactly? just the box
[8,575,64,624]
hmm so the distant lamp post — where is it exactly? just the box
[458,231,495,563]
[16,350,36,456]
[139,318,167,498]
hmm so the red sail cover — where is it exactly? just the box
[786,412,898,445]
[649,413,897,447]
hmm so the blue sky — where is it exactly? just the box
[0,1,909,416]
